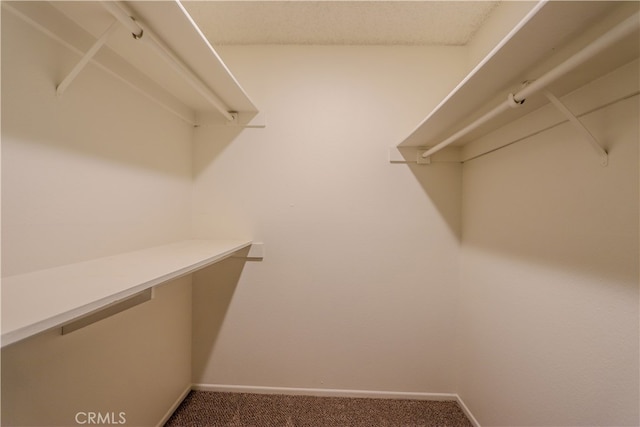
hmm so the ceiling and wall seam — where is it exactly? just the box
[182,1,501,46]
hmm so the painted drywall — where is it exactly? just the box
[1,277,192,427]
[457,63,639,425]
[191,45,467,393]
[1,10,193,426]
[0,9,193,278]
[4,1,637,425]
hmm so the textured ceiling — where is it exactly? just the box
[182,1,501,46]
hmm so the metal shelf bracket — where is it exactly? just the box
[56,19,121,96]
[544,91,608,167]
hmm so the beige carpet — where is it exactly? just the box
[165,391,474,426]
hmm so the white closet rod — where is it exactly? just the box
[421,11,640,159]
[100,1,235,122]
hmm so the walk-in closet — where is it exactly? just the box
[1,1,638,426]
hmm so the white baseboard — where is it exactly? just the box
[192,383,457,401]
[456,394,481,427]
[157,384,192,427]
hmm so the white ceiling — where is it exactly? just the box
[182,1,501,46]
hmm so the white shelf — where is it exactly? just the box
[1,240,252,348]
[398,1,640,149]
[3,1,258,125]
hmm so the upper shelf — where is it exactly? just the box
[398,1,640,149]
[3,1,258,125]
[1,240,252,348]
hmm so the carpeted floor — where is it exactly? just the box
[164,391,474,426]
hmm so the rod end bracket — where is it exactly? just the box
[225,112,239,125]
[417,149,432,165]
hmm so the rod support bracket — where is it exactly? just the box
[56,19,121,96]
[544,90,608,167]
[417,149,432,165]
[225,112,239,125]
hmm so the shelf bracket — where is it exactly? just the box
[544,91,608,167]
[56,19,121,96]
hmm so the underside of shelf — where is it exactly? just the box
[3,1,259,125]
[398,1,640,150]
[1,240,253,348]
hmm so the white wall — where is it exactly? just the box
[1,10,193,426]
[1,10,193,278]
[457,63,639,425]
[1,277,192,427]
[4,1,637,425]
[191,45,468,393]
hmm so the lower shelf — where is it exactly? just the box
[1,239,252,348]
